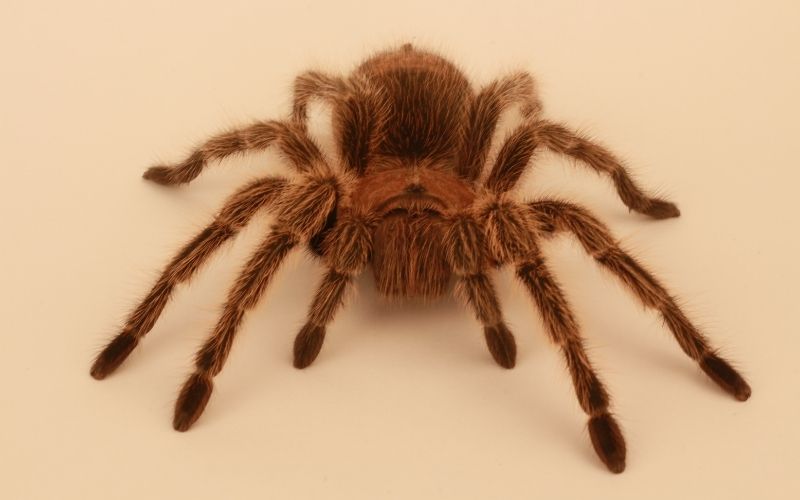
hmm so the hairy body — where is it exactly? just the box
[91,44,750,473]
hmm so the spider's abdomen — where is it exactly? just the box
[355,45,472,162]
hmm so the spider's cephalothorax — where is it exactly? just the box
[90,44,751,473]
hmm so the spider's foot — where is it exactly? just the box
[173,372,213,432]
[641,198,681,219]
[90,332,138,380]
[484,323,517,369]
[700,352,752,401]
[588,413,627,474]
[293,323,326,369]
[142,165,176,185]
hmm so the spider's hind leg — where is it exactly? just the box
[457,71,542,181]
[481,116,680,219]
[292,70,378,177]
[533,122,680,219]
[291,70,348,127]
[143,120,325,186]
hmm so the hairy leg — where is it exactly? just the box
[173,228,299,431]
[477,197,538,266]
[331,85,379,176]
[174,175,339,430]
[90,176,288,379]
[485,120,680,219]
[291,70,348,126]
[516,246,626,473]
[293,212,374,368]
[528,200,751,401]
[143,120,328,185]
[291,71,379,176]
[458,72,541,181]
[445,214,517,368]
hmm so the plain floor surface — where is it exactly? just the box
[1,1,798,499]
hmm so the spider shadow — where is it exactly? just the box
[338,270,593,464]
[609,327,737,401]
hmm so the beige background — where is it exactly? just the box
[1,0,798,498]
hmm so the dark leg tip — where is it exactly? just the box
[173,372,213,432]
[90,364,109,380]
[90,332,138,380]
[642,198,681,219]
[293,323,326,369]
[700,352,752,401]
[142,165,175,185]
[588,413,627,474]
[484,323,517,369]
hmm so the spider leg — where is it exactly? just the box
[527,200,751,401]
[331,86,379,176]
[291,70,348,126]
[291,71,378,176]
[458,72,541,181]
[293,212,373,368]
[173,228,298,431]
[293,269,350,369]
[90,176,288,380]
[143,120,328,185]
[536,121,680,218]
[445,214,517,368]
[174,176,338,431]
[516,246,626,473]
[485,120,680,219]
[458,274,517,369]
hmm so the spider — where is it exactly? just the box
[90,44,751,473]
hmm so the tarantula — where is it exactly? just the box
[91,44,750,473]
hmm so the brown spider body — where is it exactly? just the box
[324,48,478,298]
[90,44,751,474]
[352,166,476,298]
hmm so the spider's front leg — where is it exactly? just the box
[444,213,517,368]
[516,246,626,472]
[291,71,378,177]
[173,176,338,431]
[479,198,626,472]
[292,210,375,368]
[90,176,288,379]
